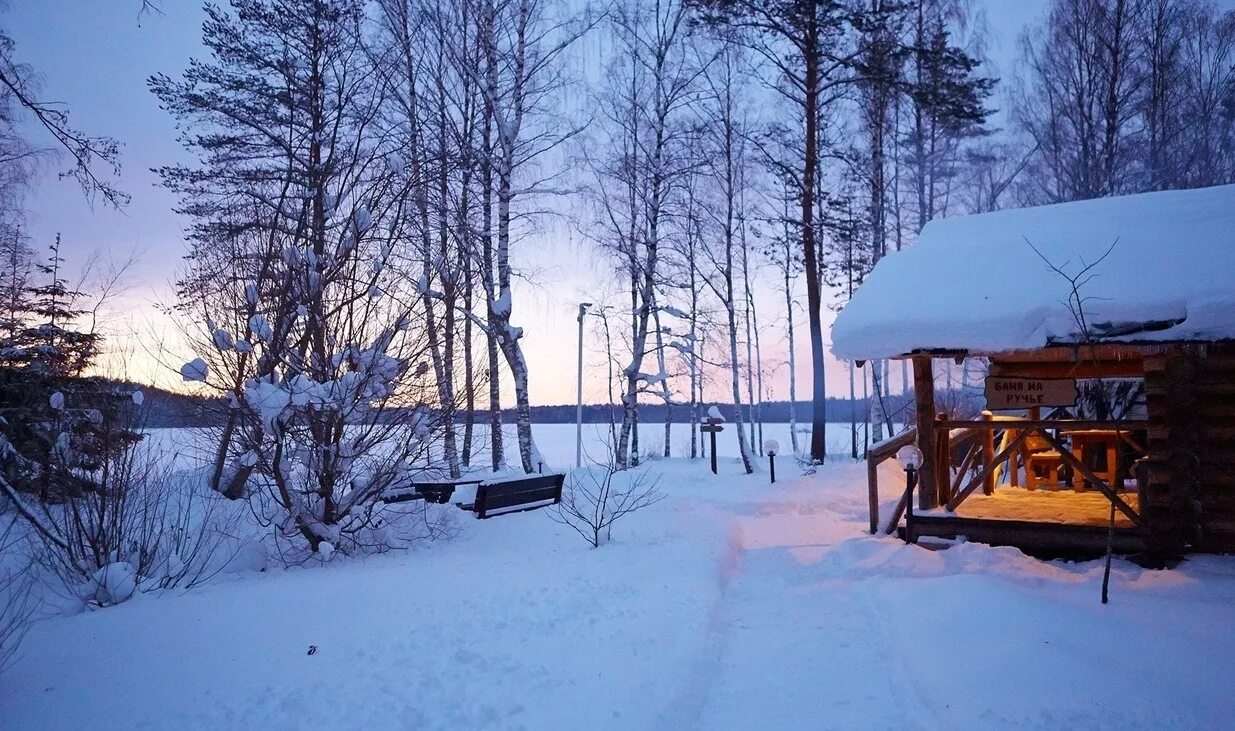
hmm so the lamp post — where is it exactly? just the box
[896,444,924,544]
[764,439,780,483]
[575,302,593,470]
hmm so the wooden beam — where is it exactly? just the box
[950,443,981,502]
[866,428,916,535]
[989,344,1144,363]
[988,360,1145,379]
[867,457,879,535]
[936,411,950,506]
[884,487,909,535]
[913,357,938,510]
[938,419,1150,431]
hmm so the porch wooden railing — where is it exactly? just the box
[870,425,994,535]
[865,427,916,534]
[934,418,1150,528]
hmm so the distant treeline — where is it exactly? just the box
[138,387,982,428]
[133,384,228,428]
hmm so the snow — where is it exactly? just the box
[249,314,273,343]
[832,184,1235,360]
[492,289,512,316]
[85,562,137,606]
[3,424,1235,728]
[48,391,64,410]
[212,328,234,350]
[131,390,144,406]
[180,358,209,383]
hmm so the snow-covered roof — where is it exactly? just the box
[831,184,1235,361]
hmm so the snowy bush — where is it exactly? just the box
[3,401,244,607]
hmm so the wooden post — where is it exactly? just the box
[982,410,996,495]
[701,418,723,474]
[912,357,938,510]
[710,429,718,474]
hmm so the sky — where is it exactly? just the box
[6,0,1230,407]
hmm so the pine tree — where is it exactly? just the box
[21,234,98,377]
[0,235,136,502]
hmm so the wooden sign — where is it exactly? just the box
[984,376,1077,410]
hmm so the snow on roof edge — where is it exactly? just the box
[830,185,1235,361]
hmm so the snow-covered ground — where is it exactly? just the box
[3,426,1235,729]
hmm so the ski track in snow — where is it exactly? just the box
[3,428,1235,729]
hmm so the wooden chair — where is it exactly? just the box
[1022,431,1067,491]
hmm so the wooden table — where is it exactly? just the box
[1062,429,1121,492]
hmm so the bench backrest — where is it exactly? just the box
[474,473,565,519]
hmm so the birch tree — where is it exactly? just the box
[1015,0,1148,202]
[696,36,754,474]
[472,0,592,472]
[690,0,861,464]
[586,0,699,469]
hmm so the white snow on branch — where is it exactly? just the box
[213,329,235,350]
[249,315,273,343]
[181,358,209,383]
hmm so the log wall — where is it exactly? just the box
[1143,349,1235,554]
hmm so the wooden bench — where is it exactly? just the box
[465,474,565,519]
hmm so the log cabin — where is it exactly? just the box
[831,184,1235,557]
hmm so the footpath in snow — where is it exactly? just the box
[3,456,1235,730]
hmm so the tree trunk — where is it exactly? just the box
[802,21,828,463]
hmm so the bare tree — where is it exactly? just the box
[1015,0,1147,202]
[551,449,664,548]
[0,516,37,671]
[467,0,591,472]
[0,21,126,207]
[1177,1,1235,187]
[584,0,700,469]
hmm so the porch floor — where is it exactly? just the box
[927,486,1139,528]
[908,487,1146,556]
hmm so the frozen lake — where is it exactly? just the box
[142,421,880,474]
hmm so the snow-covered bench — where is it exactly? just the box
[382,474,565,519]
[462,474,565,519]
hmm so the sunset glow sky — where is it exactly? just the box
[9,0,1228,406]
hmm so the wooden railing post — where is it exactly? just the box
[982,410,996,495]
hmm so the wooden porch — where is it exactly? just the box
[869,410,1151,556]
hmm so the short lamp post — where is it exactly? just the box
[896,444,924,545]
[764,439,780,484]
